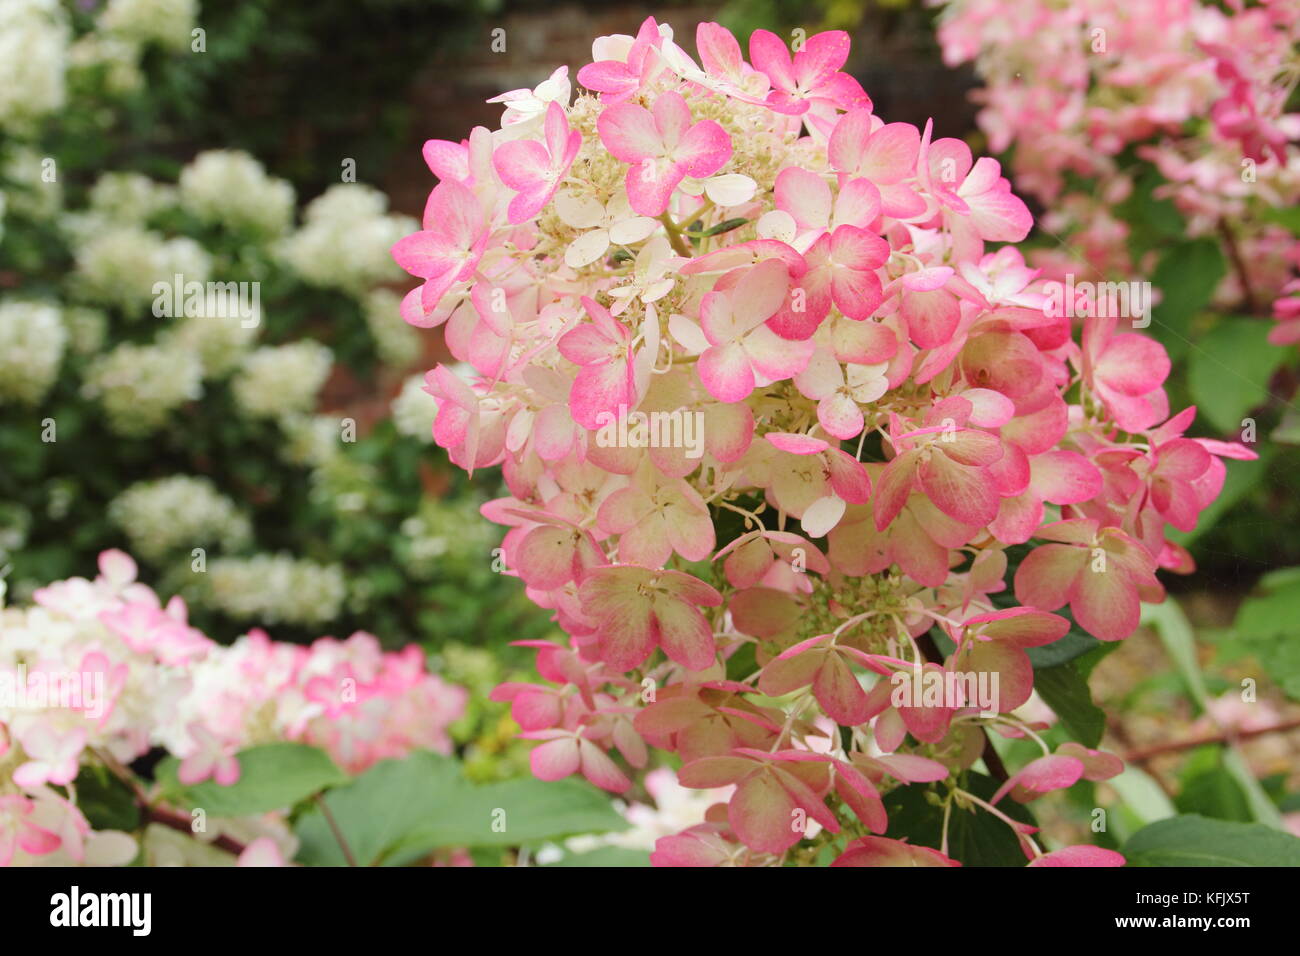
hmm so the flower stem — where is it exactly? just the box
[658,213,693,258]
[314,792,359,866]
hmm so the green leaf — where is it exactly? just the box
[390,774,632,858]
[1236,567,1300,635]
[725,640,758,683]
[1141,601,1210,710]
[1109,765,1177,828]
[1074,640,1121,681]
[1124,815,1300,866]
[1115,169,1185,257]
[294,751,627,866]
[1233,568,1300,700]
[1033,659,1109,747]
[1175,748,1253,823]
[157,743,347,818]
[1149,240,1226,362]
[543,847,651,867]
[74,765,141,832]
[883,772,1036,867]
[295,752,453,866]
[698,217,749,238]
[1024,625,1103,669]
[1187,318,1286,433]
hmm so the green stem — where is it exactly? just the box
[657,213,692,258]
[314,792,359,866]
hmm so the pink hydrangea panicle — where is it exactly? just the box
[382,16,1237,867]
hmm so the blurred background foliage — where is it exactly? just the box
[0,0,547,664]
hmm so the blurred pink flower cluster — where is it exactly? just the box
[0,550,466,866]
[933,0,1300,333]
[393,17,1250,866]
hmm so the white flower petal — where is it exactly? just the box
[565,229,611,268]
[704,174,757,207]
[555,191,605,229]
[757,209,797,243]
[801,495,847,538]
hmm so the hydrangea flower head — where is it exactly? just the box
[390,18,1250,867]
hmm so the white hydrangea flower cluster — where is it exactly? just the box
[278,413,344,468]
[178,150,296,236]
[278,184,416,294]
[389,372,439,442]
[70,224,211,316]
[0,0,195,135]
[62,306,109,357]
[230,342,334,420]
[97,0,197,52]
[203,554,348,627]
[88,171,176,224]
[82,341,203,436]
[0,0,68,133]
[160,314,258,378]
[108,476,252,564]
[67,30,144,95]
[0,300,66,405]
[4,148,63,219]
